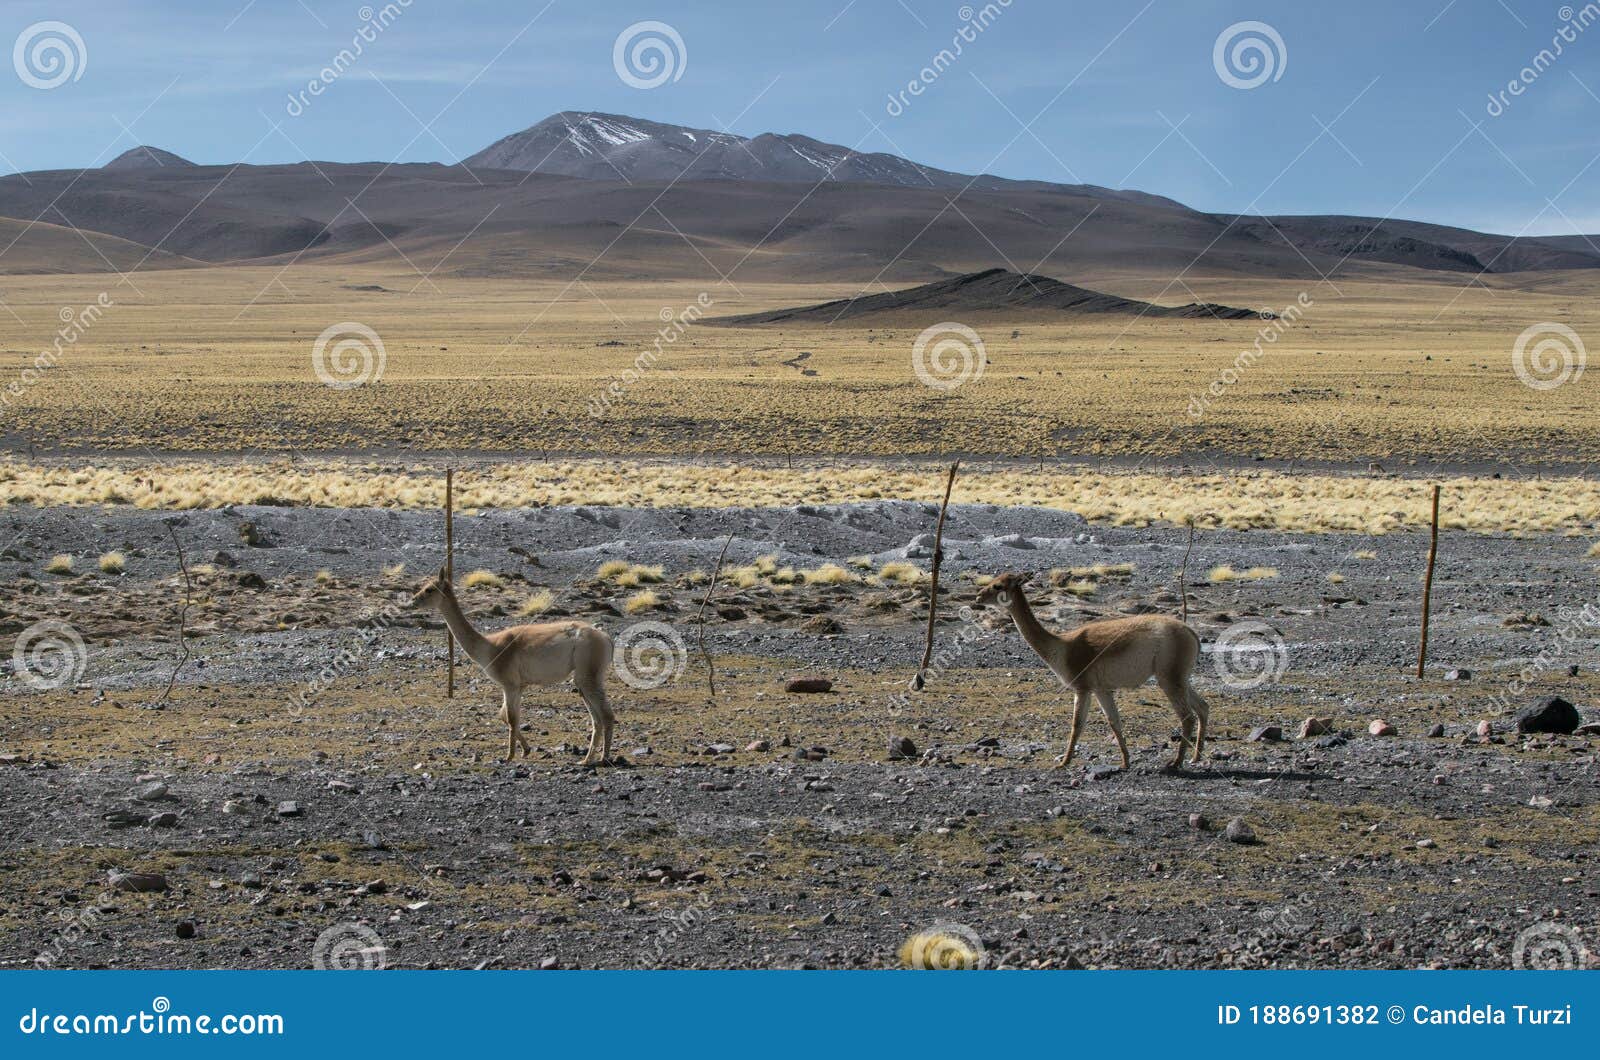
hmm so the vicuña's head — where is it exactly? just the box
[974,572,1029,608]
[410,567,455,610]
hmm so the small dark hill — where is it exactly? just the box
[103,146,196,170]
[711,268,1267,326]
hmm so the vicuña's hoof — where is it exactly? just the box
[1052,755,1073,770]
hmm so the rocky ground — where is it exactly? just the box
[1,501,1597,969]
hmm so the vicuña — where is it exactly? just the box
[411,569,617,766]
[975,572,1209,770]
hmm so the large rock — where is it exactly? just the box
[784,677,833,694]
[1514,696,1579,735]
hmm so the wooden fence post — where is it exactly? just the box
[1417,483,1440,678]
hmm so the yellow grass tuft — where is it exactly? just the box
[1067,562,1136,578]
[1353,550,1378,561]
[596,559,631,580]
[1209,564,1280,583]
[383,562,406,578]
[771,566,799,584]
[314,569,334,585]
[802,563,857,585]
[878,561,924,585]
[846,555,872,569]
[1327,572,1346,584]
[1588,542,1600,558]
[519,589,555,616]
[462,569,502,589]
[623,590,660,614]
[44,554,73,575]
[97,551,126,574]
[754,554,779,575]
[899,930,982,970]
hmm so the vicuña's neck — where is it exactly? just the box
[435,593,494,666]
[1005,589,1059,658]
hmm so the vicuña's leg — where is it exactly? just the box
[1094,690,1130,769]
[1187,686,1210,762]
[1157,676,1192,770]
[578,679,615,765]
[501,685,527,762]
[1056,690,1092,768]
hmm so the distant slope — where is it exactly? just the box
[0,216,196,274]
[710,268,1265,325]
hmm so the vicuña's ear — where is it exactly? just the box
[437,565,448,581]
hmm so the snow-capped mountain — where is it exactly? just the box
[462,111,1183,207]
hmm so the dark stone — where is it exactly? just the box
[784,677,833,693]
[887,736,917,760]
[1515,696,1580,735]
[1247,725,1284,742]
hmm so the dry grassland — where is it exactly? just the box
[0,265,1595,465]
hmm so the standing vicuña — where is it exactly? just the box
[975,572,1209,770]
[411,569,617,766]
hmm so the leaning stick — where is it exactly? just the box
[155,523,192,706]
[696,533,735,700]
[1417,483,1441,678]
[445,468,455,699]
[911,461,960,692]
[1178,519,1195,625]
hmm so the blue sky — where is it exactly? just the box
[2,0,1598,234]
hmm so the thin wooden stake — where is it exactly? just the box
[911,461,960,691]
[1178,519,1195,625]
[445,467,455,698]
[155,523,192,706]
[696,533,735,700]
[1417,483,1441,678]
